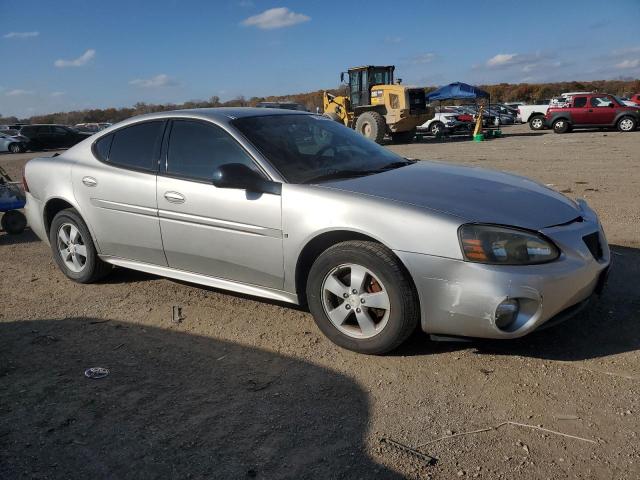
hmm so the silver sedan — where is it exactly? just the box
[23,108,610,354]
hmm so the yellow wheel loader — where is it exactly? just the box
[322,65,429,144]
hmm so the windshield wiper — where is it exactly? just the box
[379,159,416,171]
[303,169,381,184]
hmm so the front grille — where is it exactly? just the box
[407,89,426,114]
[583,232,603,259]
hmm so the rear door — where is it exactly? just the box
[156,119,284,289]
[71,120,167,265]
[569,96,590,124]
[587,95,618,125]
[36,126,55,148]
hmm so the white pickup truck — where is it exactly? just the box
[518,92,591,130]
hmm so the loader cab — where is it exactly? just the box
[341,66,395,108]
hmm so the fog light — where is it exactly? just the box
[495,299,519,330]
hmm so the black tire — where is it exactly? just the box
[306,240,419,354]
[617,116,637,132]
[552,118,570,134]
[1,210,27,235]
[354,111,386,144]
[390,128,416,144]
[430,121,445,136]
[8,143,24,153]
[528,115,545,131]
[49,208,112,283]
[323,111,341,122]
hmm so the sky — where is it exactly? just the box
[1,0,639,118]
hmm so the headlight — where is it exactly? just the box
[459,224,560,265]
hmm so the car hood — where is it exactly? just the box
[321,161,581,230]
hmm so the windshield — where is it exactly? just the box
[232,114,408,184]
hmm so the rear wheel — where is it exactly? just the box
[553,119,570,134]
[1,210,27,235]
[354,111,386,144]
[49,208,112,283]
[390,129,416,144]
[306,240,419,354]
[529,115,545,130]
[617,116,636,132]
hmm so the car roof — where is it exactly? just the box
[107,107,312,128]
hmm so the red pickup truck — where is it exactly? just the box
[545,93,640,133]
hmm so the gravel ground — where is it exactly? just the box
[1,124,639,479]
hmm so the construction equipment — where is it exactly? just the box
[323,65,429,144]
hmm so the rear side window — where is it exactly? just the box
[165,120,259,181]
[94,134,114,162]
[106,121,164,171]
[573,97,587,108]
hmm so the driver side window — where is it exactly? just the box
[166,120,260,182]
[590,96,612,108]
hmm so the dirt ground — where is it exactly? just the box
[1,124,639,479]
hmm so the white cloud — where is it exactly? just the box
[615,59,640,69]
[241,7,310,30]
[412,52,437,64]
[54,49,95,68]
[50,91,65,97]
[5,89,34,96]
[129,73,177,88]
[3,31,39,39]
[486,53,519,67]
[385,36,402,44]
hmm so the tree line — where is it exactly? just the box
[2,79,638,126]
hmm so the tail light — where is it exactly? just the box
[22,165,29,192]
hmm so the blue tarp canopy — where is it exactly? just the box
[426,82,490,101]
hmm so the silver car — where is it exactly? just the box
[24,108,610,354]
[0,132,27,153]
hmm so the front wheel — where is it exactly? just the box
[617,116,637,132]
[430,121,445,136]
[49,208,112,283]
[306,241,419,354]
[354,111,386,144]
[553,119,570,134]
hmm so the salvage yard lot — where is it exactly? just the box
[1,124,639,479]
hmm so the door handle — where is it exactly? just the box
[82,176,97,187]
[164,191,185,203]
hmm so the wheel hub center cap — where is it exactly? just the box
[348,294,360,308]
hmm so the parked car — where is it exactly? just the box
[24,108,610,354]
[517,104,550,130]
[629,94,640,106]
[545,93,640,133]
[418,109,474,135]
[0,132,28,153]
[20,124,93,150]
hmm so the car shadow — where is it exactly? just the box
[394,244,640,362]
[500,132,546,137]
[0,228,40,246]
[0,317,403,479]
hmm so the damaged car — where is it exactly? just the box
[23,108,610,354]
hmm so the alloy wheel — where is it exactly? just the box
[619,118,634,131]
[57,223,88,273]
[321,263,391,339]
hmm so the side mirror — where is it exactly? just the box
[340,72,345,83]
[212,163,281,195]
[609,103,615,108]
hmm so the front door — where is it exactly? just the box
[72,120,167,265]
[156,119,284,289]
[587,95,618,125]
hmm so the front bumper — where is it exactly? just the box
[395,212,610,339]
